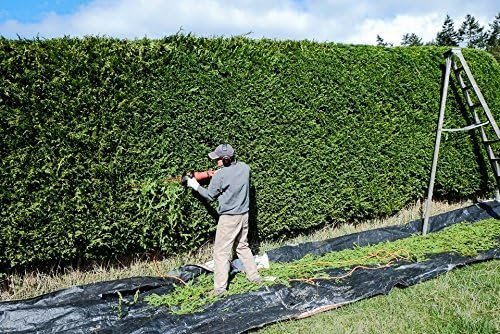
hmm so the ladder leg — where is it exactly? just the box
[453,51,500,202]
[423,57,452,235]
[454,50,500,138]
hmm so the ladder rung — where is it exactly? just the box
[484,139,500,144]
[469,103,482,109]
[461,84,473,90]
[454,66,464,73]
[443,121,489,132]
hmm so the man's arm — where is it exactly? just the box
[187,174,223,201]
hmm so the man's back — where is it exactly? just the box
[210,161,250,215]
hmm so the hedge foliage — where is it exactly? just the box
[1,36,499,271]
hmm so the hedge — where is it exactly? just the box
[1,36,499,271]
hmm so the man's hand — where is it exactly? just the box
[187,177,200,191]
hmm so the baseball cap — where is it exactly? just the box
[208,144,235,160]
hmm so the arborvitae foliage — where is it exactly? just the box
[401,33,423,46]
[436,15,461,46]
[0,37,499,271]
[459,14,487,49]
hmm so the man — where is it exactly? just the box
[186,144,262,296]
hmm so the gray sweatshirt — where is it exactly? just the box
[197,161,250,215]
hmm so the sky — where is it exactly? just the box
[0,0,498,45]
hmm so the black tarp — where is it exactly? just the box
[1,201,499,334]
[268,200,500,262]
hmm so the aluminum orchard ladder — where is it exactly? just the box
[423,48,500,235]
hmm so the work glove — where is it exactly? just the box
[187,177,200,191]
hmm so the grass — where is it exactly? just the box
[0,200,475,301]
[144,218,499,314]
[256,260,500,334]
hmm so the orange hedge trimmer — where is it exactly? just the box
[163,170,217,186]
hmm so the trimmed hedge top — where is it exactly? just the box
[1,36,499,271]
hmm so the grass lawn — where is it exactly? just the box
[256,259,499,334]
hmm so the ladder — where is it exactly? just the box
[422,48,500,235]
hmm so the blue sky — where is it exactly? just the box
[0,0,87,23]
[0,1,498,45]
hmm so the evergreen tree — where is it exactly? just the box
[401,33,423,46]
[458,14,486,48]
[486,13,500,45]
[436,15,461,46]
[376,35,392,47]
[486,13,500,62]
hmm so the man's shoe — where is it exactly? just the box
[250,277,263,285]
[209,289,227,298]
[252,276,277,284]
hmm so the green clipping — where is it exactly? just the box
[145,218,500,314]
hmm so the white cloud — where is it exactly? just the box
[347,13,443,45]
[0,0,497,44]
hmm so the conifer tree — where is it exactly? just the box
[401,33,423,46]
[376,35,392,47]
[487,13,500,44]
[486,13,500,61]
[436,15,461,46]
[458,14,486,48]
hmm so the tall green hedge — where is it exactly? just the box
[1,36,499,271]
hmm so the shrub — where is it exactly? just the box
[1,36,499,271]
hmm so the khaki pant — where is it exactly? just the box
[213,213,260,292]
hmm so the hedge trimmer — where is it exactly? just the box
[163,170,216,186]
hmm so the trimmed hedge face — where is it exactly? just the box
[1,36,499,270]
